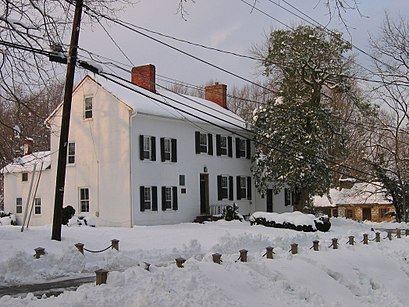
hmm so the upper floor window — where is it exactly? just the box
[140,186,158,211]
[34,198,41,215]
[139,135,156,161]
[22,173,28,182]
[68,142,76,164]
[237,176,252,200]
[195,132,213,155]
[217,175,233,201]
[84,96,93,119]
[216,135,232,157]
[161,186,178,211]
[16,197,23,214]
[235,138,251,159]
[79,187,90,212]
[160,137,177,162]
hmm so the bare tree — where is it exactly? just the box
[367,14,409,221]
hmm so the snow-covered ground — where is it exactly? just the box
[1,217,409,306]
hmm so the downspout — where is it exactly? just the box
[129,110,137,227]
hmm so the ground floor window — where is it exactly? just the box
[140,186,158,211]
[345,208,354,219]
[34,198,41,215]
[379,208,389,218]
[161,186,178,211]
[16,197,23,214]
[79,188,90,212]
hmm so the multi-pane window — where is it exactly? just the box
[84,97,93,119]
[284,188,292,207]
[16,197,23,214]
[160,138,177,162]
[379,208,388,218]
[161,186,178,211]
[140,135,156,161]
[216,135,232,157]
[199,133,207,152]
[79,188,90,212]
[68,142,75,164]
[236,176,252,200]
[195,132,213,155]
[345,209,354,219]
[34,198,41,215]
[140,186,158,211]
[22,173,28,182]
[235,138,250,159]
[217,175,233,200]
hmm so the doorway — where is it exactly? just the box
[200,174,209,215]
[266,189,273,212]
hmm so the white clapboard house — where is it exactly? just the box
[1,64,293,227]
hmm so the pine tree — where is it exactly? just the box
[252,25,353,211]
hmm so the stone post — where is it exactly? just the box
[34,247,45,259]
[175,257,186,268]
[375,232,381,242]
[111,239,119,251]
[265,246,274,259]
[331,238,338,250]
[212,253,222,264]
[290,243,298,255]
[239,249,248,262]
[348,236,355,245]
[75,243,84,255]
[363,233,369,245]
[312,240,319,251]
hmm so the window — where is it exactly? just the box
[79,188,90,212]
[195,132,213,155]
[284,188,293,207]
[34,198,41,215]
[217,175,233,200]
[379,208,389,218]
[16,198,23,214]
[179,175,185,186]
[160,138,177,162]
[84,97,93,119]
[140,186,158,212]
[235,138,251,159]
[345,209,354,219]
[216,135,232,157]
[68,142,75,164]
[237,176,252,200]
[139,135,156,161]
[22,173,28,182]
[161,186,178,211]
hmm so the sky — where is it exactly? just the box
[1,217,409,306]
[77,0,408,91]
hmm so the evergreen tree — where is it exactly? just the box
[252,25,353,211]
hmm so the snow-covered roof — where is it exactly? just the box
[97,76,248,130]
[313,182,392,207]
[0,151,51,174]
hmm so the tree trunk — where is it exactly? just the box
[293,189,309,212]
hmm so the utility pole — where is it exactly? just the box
[51,0,83,241]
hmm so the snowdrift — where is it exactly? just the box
[249,211,331,232]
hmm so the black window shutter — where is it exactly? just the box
[228,137,233,157]
[172,186,178,210]
[151,137,156,161]
[236,176,241,200]
[229,176,234,200]
[217,175,222,200]
[195,131,201,154]
[171,139,177,162]
[235,138,240,158]
[140,186,145,212]
[208,134,213,155]
[160,138,165,162]
[216,134,221,156]
[246,139,251,159]
[247,177,252,200]
[139,135,145,160]
[152,186,158,211]
[161,186,166,211]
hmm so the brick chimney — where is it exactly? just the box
[23,138,33,155]
[131,64,156,93]
[205,82,227,109]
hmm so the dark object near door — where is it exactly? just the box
[62,205,76,225]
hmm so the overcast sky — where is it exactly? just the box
[78,0,408,90]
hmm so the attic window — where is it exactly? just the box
[84,96,93,119]
[22,173,28,182]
